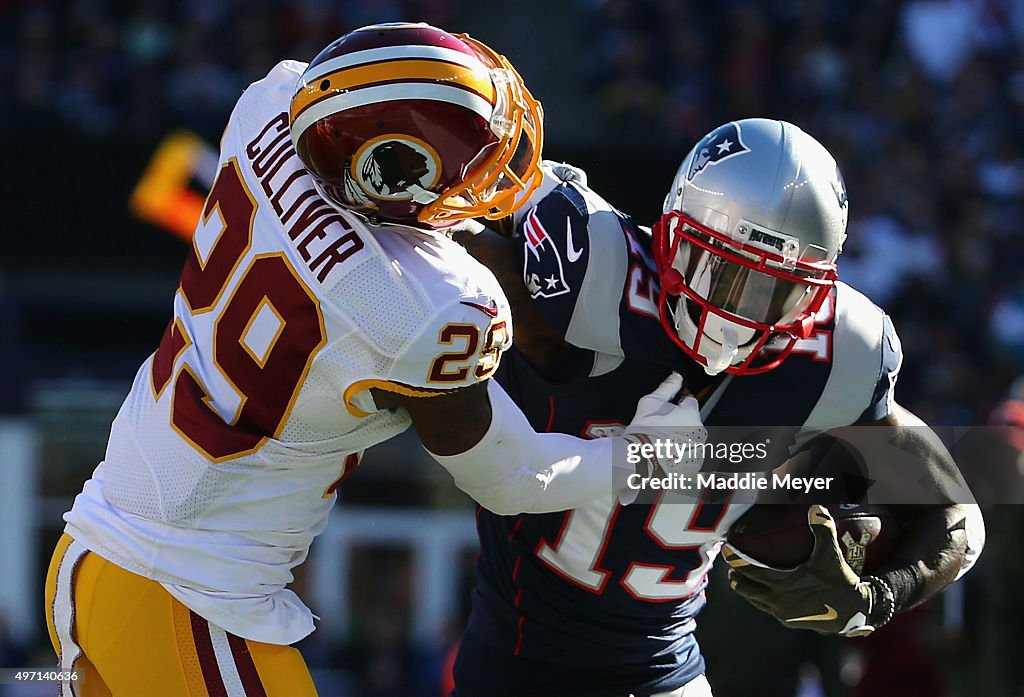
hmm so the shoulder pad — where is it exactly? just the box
[861,310,903,421]
[393,294,512,388]
[343,294,512,417]
[515,183,631,358]
[521,184,589,299]
[804,282,897,431]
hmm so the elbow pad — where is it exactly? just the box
[427,380,633,515]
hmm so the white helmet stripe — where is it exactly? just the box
[302,45,489,84]
[292,83,493,142]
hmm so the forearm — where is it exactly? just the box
[427,380,634,514]
[868,504,972,622]
[852,408,984,620]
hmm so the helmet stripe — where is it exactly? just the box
[291,82,494,142]
[291,59,495,121]
[301,45,488,84]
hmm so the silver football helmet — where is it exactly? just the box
[652,119,848,375]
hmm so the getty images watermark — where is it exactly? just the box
[614,423,1001,505]
[624,437,836,495]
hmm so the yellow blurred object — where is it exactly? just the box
[130,131,215,241]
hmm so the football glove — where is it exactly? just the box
[545,161,588,187]
[622,372,707,476]
[487,161,589,239]
[723,505,894,637]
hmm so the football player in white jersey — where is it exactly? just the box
[44,23,707,697]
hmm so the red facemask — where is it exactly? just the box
[652,210,838,375]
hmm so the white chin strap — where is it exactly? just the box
[703,326,740,375]
[671,297,749,375]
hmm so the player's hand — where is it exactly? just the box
[722,505,890,636]
[544,160,588,187]
[622,372,707,476]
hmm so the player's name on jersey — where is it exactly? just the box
[246,111,365,283]
[626,471,835,494]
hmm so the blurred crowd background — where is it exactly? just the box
[2,1,1024,696]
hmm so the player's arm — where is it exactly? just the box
[372,373,704,515]
[372,382,493,455]
[725,313,984,636]
[858,404,983,594]
[726,410,980,636]
[363,292,704,516]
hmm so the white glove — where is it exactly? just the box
[505,162,591,234]
[544,160,588,187]
[622,372,707,476]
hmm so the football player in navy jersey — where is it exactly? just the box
[450,119,985,697]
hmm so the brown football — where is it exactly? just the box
[725,504,901,574]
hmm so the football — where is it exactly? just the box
[725,504,901,574]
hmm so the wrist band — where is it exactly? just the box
[865,575,896,628]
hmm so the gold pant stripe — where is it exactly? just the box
[172,600,210,697]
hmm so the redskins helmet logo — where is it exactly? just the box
[352,135,441,201]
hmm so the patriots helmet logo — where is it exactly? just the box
[687,122,750,181]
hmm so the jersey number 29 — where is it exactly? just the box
[150,159,326,461]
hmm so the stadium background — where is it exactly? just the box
[2,1,1023,695]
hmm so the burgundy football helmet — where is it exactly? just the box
[290,22,544,229]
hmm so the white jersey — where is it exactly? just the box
[64,61,512,644]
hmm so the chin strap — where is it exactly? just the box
[704,327,739,375]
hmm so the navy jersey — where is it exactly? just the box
[455,173,902,697]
